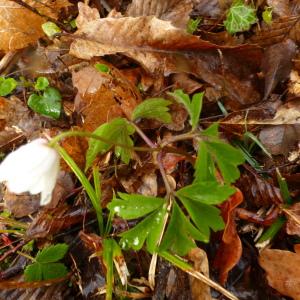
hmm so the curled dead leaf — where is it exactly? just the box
[284,202,300,236]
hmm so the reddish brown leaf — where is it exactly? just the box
[72,63,140,131]
[214,189,243,285]
[259,245,300,300]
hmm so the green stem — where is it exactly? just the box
[17,251,36,262]
[56,145,104,235]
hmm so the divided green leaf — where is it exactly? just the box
[85,118,135,170]
[0,77,17,96]
[108,193,165,219]
[132,98,172,123]
[176,182,235,205]
[179,196,225,239]
[160,202,207,255]
[119,206,166,253]
[28,87,62,119]
[168,89,203,130]
[224,0,258,34]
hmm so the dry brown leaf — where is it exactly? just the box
[188,248,212,300]
[214,189,243,284]
[126,0,193,29]
[250,17,300,47]
[267,0,291,17]
[0,0,45,51]
[289,70,300,96]
[22,0,72,19]
[285,202,300,236]
[72,63,140,131]
[259,245,300,300]
[192,0,231,18]
[262,39,297,99]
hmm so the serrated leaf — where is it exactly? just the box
[168,89,203,130]
[160,202,207,255]
[206,141,245,183]
[108,193,165,220]
[28,87,62,119]
[36,243,68,263]
[132,98,172,123]
[179,196,225,240]
[24,263,43,282]
[0,77,17,96]
[35,76,49,91]
[41,262,68,280]
[224,0,258,34]
[85,118,135,170]
[119,206,166,253]
[176,182,235,205]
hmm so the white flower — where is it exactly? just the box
[0,138,60,205]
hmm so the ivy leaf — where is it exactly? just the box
[0,77,17,96]
[168,89,203,130]
[36,243,69,263]
[34,77,49,91]
[132,98,172,123]
[119,206,166,253]
[178,196,225,240]
[176,182,235,205]
[160,202,207,256]
[206,141,245,184]
[28,87,62,119]
[224,0,258,34]
[108,193,165,220]
[85,118,135,170]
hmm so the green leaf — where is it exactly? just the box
[28,87,62,119]
[94,63,110,73]
[41,263,68,280]
[24,263,43,281]
[262,6,272,25]
[42,21,61,37]
[194,141,216,182]
[119,206,166,253]
[206,141,245,183]
[179,196,225,240]
[36,243,69,263]
[187,17,202,34]
[108,193,165,220]
[201,123,219,137]
[224,0,258,34]
[85,118,135,170]
[132,98,172,123]
[35,77,49,91]
[176,182,235,205]
[0,77,17,96]
[168,89,203,130]
[70,19,77,29]
[160,202,207,255]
